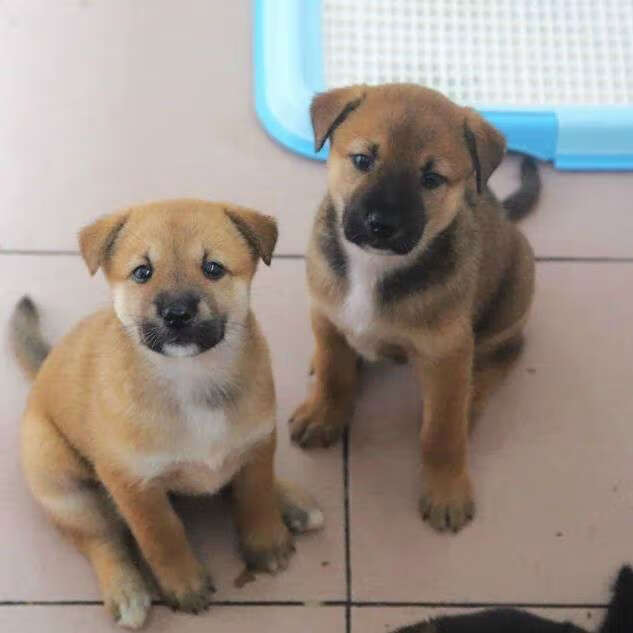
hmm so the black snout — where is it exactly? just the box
[366,211,398,240]
[156,293,199,330]
[343,170,426,255]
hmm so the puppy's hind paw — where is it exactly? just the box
[106,569,152,630]
[277,480,325,534]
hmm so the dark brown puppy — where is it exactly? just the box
[390,565,633,633]
[290,84,539,532]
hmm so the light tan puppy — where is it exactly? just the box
[11,200,323,629]
[290,84,540,533]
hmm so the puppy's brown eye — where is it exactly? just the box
[202,260,225,281]
[421,172,446,190]
[131,264,152,283]
[351,153,374,172]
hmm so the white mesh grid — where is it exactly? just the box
[323,0,633,106]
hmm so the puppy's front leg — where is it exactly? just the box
[290,308,358,448]
[416,336,475,533]
[233,437,294,573]
[99,469,213,613]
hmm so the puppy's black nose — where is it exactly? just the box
[366,211,397,240]
[156,293,199,329]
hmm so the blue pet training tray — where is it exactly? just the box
[254,0,633,170]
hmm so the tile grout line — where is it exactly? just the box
[343,430,352,633]
[0,249,80,256]
[535,256,633,263]
[0,600,608,609]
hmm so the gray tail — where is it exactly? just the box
[502,155,542,222]
[9,296,51,380]
[599,565,633,633]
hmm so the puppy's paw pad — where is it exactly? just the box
[108,573,152,630]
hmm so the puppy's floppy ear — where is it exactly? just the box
[225,205,278,266]
[78,212,128,275]
[310,85,366,152]
[462,108,506,193]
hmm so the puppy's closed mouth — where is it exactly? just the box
[140,318,226,357]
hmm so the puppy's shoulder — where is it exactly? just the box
[306,196,347,306]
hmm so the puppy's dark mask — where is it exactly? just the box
[342,169,425,255]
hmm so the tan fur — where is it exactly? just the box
[291,84,536,532]
[14,200,323,629]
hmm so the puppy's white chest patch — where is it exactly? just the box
[342,261,377,337]
[132,404,274,493]
[125,348,274,492]
[169,404,273,494]
[327,246,393,360]
[319,240,422,361]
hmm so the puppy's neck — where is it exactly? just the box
[336,232,418,336]
[138,315,248,409]
[340,223,423,285]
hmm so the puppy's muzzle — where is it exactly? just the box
[344,205,418,254]
[140,292,226,357]
[343,176,425,255]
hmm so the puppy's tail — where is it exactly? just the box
[599,565,633,633]
[9,296,51,381]
[502,155,541,222]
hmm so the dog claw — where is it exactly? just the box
[290,415,344,449]
[241,530,296,575]
[161,572,214,614]
[289,395,352,450]
[419,482,475,533]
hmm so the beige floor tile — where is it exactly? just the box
[0,605,344,633]
[0,256,344,601]
[2,3,632,258]
[352,607,605,633]
[0,1,323,255]
[349,263,633,603]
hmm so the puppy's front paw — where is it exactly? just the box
[160,565,215,614]
[240,521,296,574]
[420,473,475,533]
[289,399,347,448]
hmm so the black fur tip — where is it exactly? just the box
[502,154,542,222]
[599,564,633,633]
[614,564,633,589]
[17,295,37,316]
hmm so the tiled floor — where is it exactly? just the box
[1,2,632,632]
